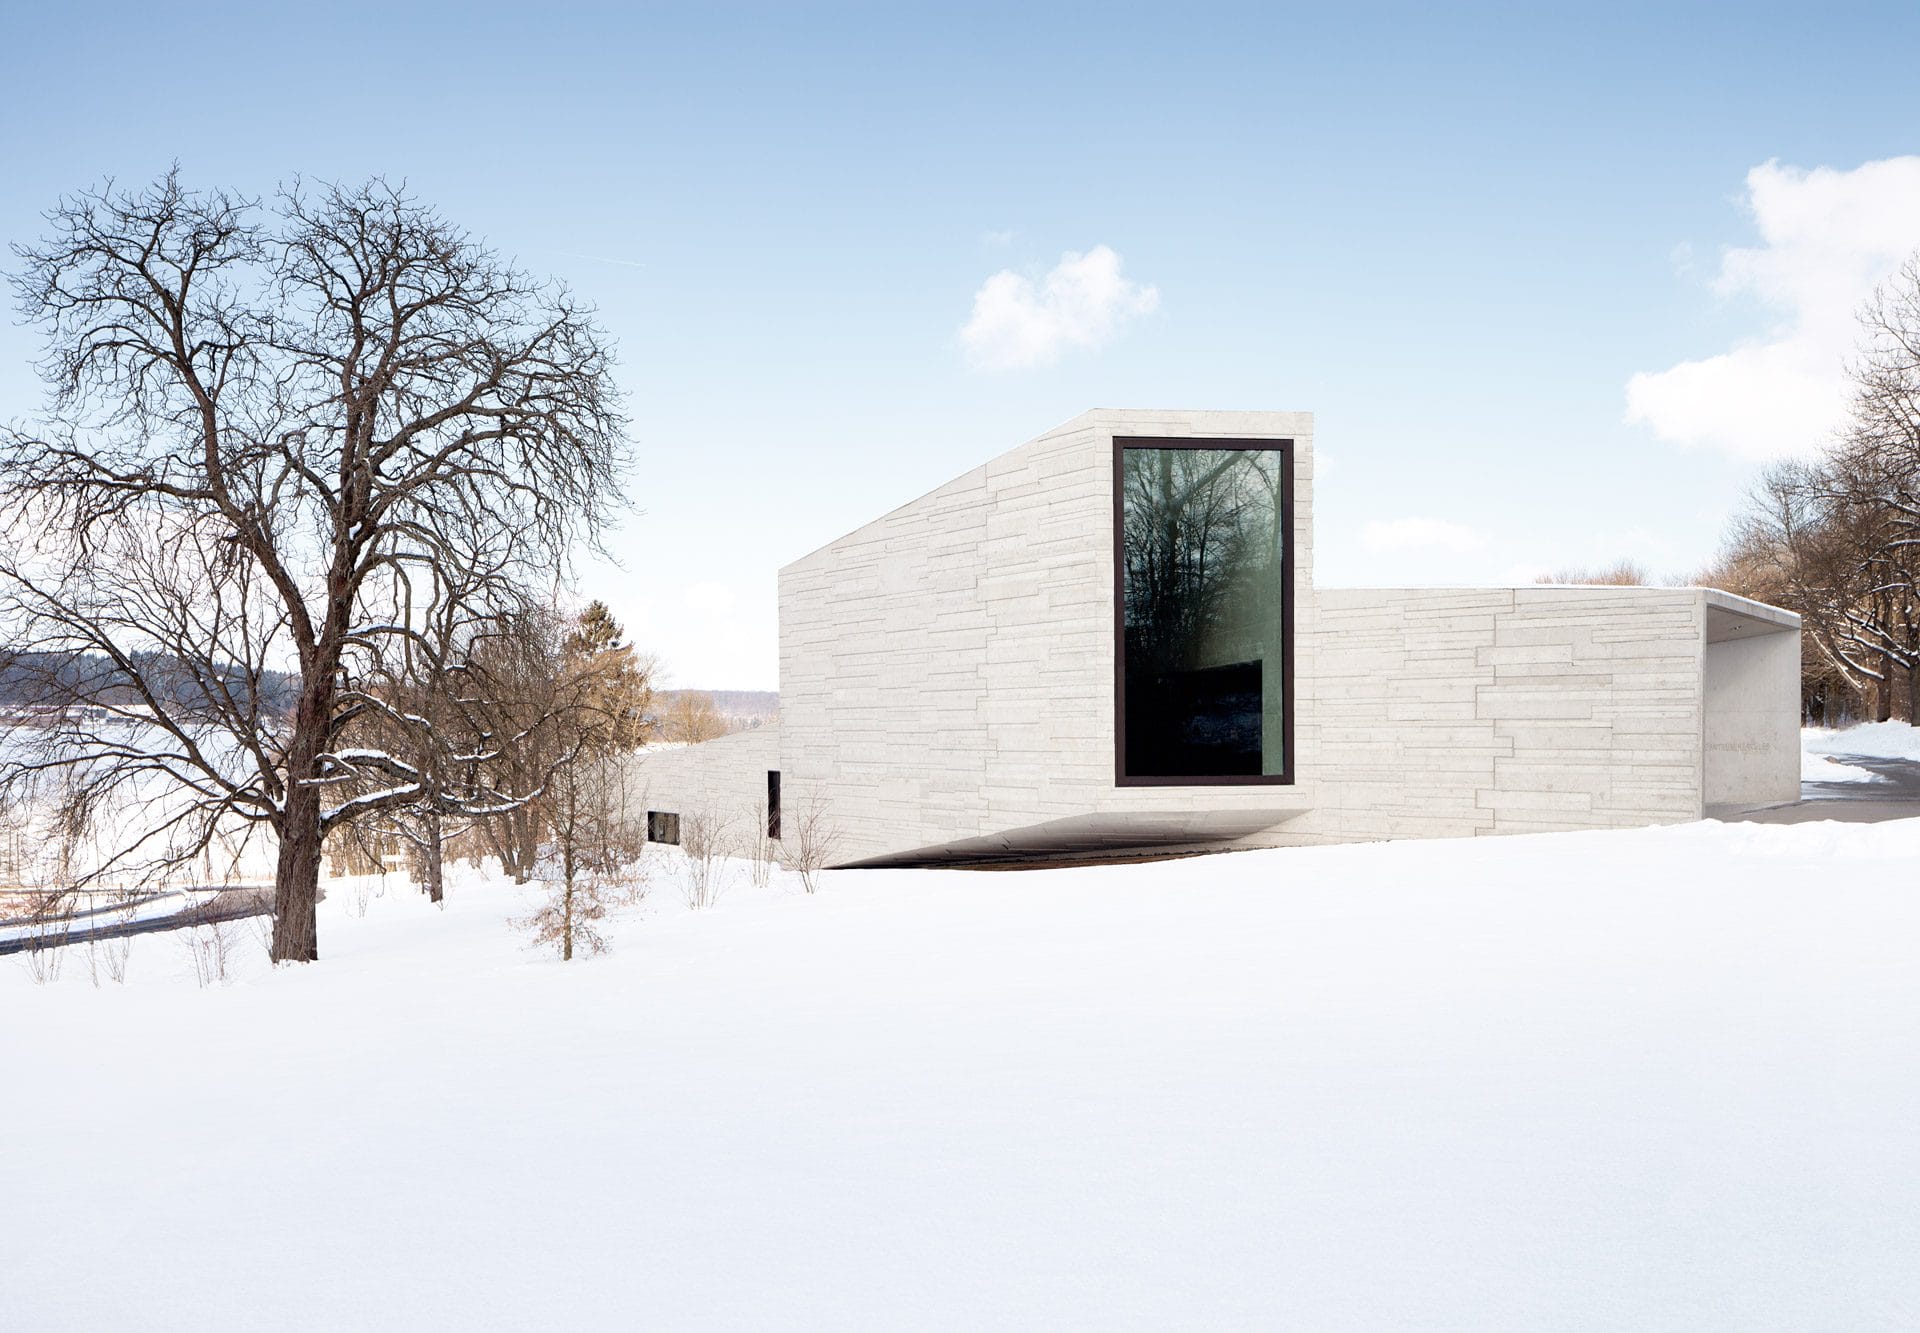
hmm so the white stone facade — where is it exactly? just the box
[627,409,1801,865]
[1288,586,1799,846]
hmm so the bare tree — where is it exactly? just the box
[181,893,240,986]
[87,889,137,985]
[779,795,840,895]
[659,691,728,744]
[1704,253,1920,724]
[1120,448,1283,682]
[8,774,90,982]
[514,864,613,961]
[679,806,735,909]
[470,600,654,882]
[1533,560,1651,587]
[1696,506,1865,723]
[335,660,477,905]
[516,753,642,961]
[464,606,570,884]
[0,172,628,961]
[1738,457,1915,722]
[504,601,652,960]
[0,797,29,887]
[15,889,75,983]
[742,800,776,888]
[1835,261,1920,721]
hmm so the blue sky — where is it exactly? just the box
[5,2,1920,688]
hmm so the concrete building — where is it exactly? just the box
[629,409,1801,865]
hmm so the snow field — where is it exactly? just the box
[4,816,1919,1330]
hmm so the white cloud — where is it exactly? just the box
[1362,517,1488,554]
[1627,156,1920,462]
[959,245,1159,371]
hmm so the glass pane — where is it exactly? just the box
[1120,446,1287,779]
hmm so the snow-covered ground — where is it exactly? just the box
[5,813,1919,1330]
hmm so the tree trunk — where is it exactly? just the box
[424,810,444,904]
[515,805,540,883]
[270,796,322,962]
[1879,651,1895,722]
[270,670,335,963]
[1908,662,1919,727]
[491,806,538,884]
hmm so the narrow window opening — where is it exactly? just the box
[647,810,681,845]
[1114,437,1294,785]
[767,770,782,839]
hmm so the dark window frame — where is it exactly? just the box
[767,770,782,840]
[1112,435,1295,788]
[646,810,681,845]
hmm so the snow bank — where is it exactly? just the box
[5,822,1920,1329]
[1800,752,1883,784]
[1804,719,1920,761]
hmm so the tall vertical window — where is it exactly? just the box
[1115,438,1292,784]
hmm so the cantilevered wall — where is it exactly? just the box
[775,409,1316,865]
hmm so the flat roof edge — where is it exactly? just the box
[1320,585,1801,627]
[1701,587,1800,627]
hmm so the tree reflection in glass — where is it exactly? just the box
[1120,445,1287,779]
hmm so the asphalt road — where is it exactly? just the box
[0,886,269,958]
[1719,751,1920,825]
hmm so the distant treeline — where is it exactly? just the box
[666,689,779,722]
[1699,255,1920,726]
[0,651,301,716]
[649,688,778,743]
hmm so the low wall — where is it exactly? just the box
[624,726,782,839]
[1274,587,1713,846]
